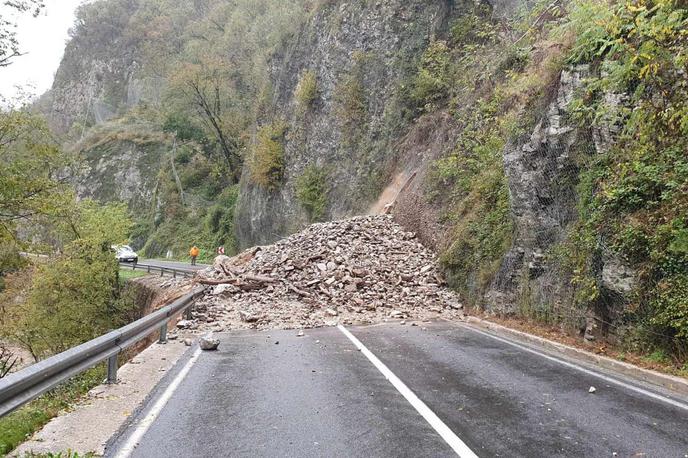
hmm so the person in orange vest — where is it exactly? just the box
[189,246,200,266]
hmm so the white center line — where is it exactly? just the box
[114,347,203,458]
[337,324,478,458]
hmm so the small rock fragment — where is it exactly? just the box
[588,386,596,394]
[199,335,220,351]
[239,310,259,323]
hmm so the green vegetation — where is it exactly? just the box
[0,100,141,453]
[410,40,452,113]
[334,51,368,141]
[119,268,149,281]
[295,165,329,222]
[0,367,104,456]
[411,0,688,361]
[203,185,240,255]
[434,92,515,300]
[51,0,311,258]
[0,242,26,292]
[414,6,556,301]
[294,70,318,110]
[1,201,134,359]
[0,111,73,241]
[250,122,288,190]
[559,0,688,356]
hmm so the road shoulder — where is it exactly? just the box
[13,341,191,457]
[464,316,688,399]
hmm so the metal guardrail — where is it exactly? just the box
[119,261,197,278]
[0,288,205,417]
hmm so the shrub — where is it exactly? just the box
[204,185,239,253]
[295,165,328,222]
[250,121,288,190]
[334,51,368,139]
[294,70,318,109]
[562,0,688,349]
[1,201,133,359]
[0,243,26,293]
[174,147,193,165]
[410,41,451,111]
[162,112,206,143]
[180,158,212,189]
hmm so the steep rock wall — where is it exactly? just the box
[234,0,460,247]
[485,66,589,315]
[72,127,170,213]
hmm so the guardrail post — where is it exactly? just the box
[107,355,118,384]
[184,304,193,320]
[173,270,177,279]
[159,322,168,343]
[147,265,151,273]
[160,268,164,277]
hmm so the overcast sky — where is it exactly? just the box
[0,0,85,101]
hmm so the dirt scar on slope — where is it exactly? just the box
[369,170,417,215]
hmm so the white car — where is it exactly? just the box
[114,245,138,263]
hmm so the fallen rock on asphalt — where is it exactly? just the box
[199,335,220,351]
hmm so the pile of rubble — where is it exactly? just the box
[187,215,465,331]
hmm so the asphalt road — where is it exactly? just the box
[106,322,688,458]
[138,259,209,271]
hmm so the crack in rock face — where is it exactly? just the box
[187,215,465,332]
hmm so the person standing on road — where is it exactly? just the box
[189,245,200,266]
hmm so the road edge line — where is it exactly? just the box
[113,347,203,458]
[337,324,478,458]
[459,321,688,412]
[463,317,688,399]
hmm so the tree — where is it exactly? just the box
[168,58,243,183]
[0,109,73,241]
[1,201,133,360]
[0,0,45,67]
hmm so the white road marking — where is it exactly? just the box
[337,324,478,458]
[114,347,203,458]
[460,323,688,412]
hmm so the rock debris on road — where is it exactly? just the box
[183,215,464,332]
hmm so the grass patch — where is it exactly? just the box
[333,51,368,142]
[294,69,318,110]
[249,121,288,190]
[118,268,148,281]
[0,367,105,455]
[295,165,329,222]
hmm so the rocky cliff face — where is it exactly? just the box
[485,66,589,314]
[72,125,170,213]
[234,0,460,247]
[41,1,142,134]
